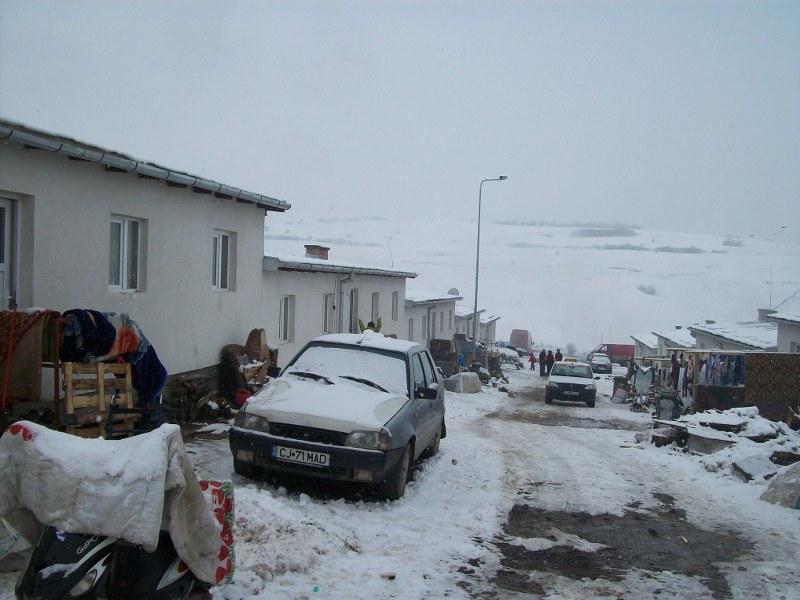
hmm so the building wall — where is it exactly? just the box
[480,321,498,344]
[776,321,800,353]
[656,336,689,357]
[403,301,456,344]
[1,142,274,374]
[691,331,752,352]
[264,269,407,367]
[633,341,658,359]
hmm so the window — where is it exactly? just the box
[431,312,436,339]
[408,318,414,341]
[790,341,799,353]
[392,291,399,321]
[421,316,427,340]
[440,311,444,333]
[109,216,143,291]
[449,309,453,331]
[323,293,336,333]
[212,230,235,290]
[279,295,295,343]
[420,351,436,385]
[371,292,380,322]
[349,289,359,333]
[412,354,426,391]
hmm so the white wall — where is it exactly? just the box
[776,321,800,353]
[264,269,408,367]
[656,335,690,356]
[1,142,275,374]
[480,320,498,344]
[691,331,750,351]
[403,300,456,344]
[634,341,658,359]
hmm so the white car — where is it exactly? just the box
[545,360,598,407]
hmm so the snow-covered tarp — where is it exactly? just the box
[0,421,230,584]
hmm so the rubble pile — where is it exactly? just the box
[649,407,800,487]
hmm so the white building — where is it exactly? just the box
[404,290,462,345]
[630,333,658,359]
[766,312,800,353]
[688,321,778,352]
[0,119,290,375]
[453,306,499,345]
[652,327,697,356]
[263,245,416,366]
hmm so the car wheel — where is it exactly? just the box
[379,444,411,500]
[423,422,442,458]
[586,400,596,408]
[233,458,257,479]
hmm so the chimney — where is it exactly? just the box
[675,325,682,330]
[304,244,330,260]
[705,320,716,325]
[757,308,777,322]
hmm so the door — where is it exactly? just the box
[0,198,12,309]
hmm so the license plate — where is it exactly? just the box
[272,446,330,468]
[564,391,579,396]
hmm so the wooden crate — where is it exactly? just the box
[62,362,135,437]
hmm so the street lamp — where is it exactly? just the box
[472,175,507,363]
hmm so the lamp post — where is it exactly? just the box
[472,175,507,363]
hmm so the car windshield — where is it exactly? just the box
[593,355,611,364]
[285,344,408,395]
[551,364,593,378]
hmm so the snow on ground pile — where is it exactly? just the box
[212,387,509,599]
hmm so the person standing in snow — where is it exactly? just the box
[539,349,547,376]
[529,351,536,370]
[555,348,563,362]
[546,350,555,374]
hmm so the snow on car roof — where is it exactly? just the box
[312,332,419,353]
[555,359,591,367]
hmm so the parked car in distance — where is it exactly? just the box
[545,360,598,407]
[510,329,534,354]
[587,343,634,365]
[589,353,613,374]
[229,332,446,500]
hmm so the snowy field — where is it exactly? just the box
[264,210,800,352]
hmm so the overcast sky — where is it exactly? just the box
[1,1,798,237]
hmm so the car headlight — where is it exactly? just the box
[234,410,270,433]
[585,384,596,391]
[345,429,392,451]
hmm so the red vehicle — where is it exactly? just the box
[510,329,534,353]
[588,343,634,365]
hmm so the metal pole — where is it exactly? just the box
[472,176,507,364]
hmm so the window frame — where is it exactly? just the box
[349,288,359,333]
[279,294,296,343]
[109,215,142,293]
[322,292,335,334]
[408,318,414,341]
[212,230,232,291]
[391,291,399,321]
[371,291,380,323]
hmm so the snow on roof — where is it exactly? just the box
[652,327,696,348]
[688,321,778,350]
[480,314,501,325]
[455,306,485,318]
[264,255,416,279]
[0,118,290,212]
[766,311,800,325]
[312,332,419,353]
[405,290,463,305]
[630,333,658,349]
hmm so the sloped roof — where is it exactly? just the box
[455,306,485,318]
[0,118,291,212]
[688,321,778,350]
[405,291,463,305]
[652,328,696,348]
[630,333,658,349]
[767,311,800,325]
[263,255,416,279]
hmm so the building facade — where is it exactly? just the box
[404,291,462,345]
[0,119,290,375]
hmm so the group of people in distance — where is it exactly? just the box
[529,348,563,376]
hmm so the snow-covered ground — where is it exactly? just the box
[3,369,799,598]
[264,211,800,353]
[190,371,800,597]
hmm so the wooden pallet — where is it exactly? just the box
[62,362,135,437]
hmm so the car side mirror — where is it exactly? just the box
[267,366,281,378]
[415,386,437,400]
